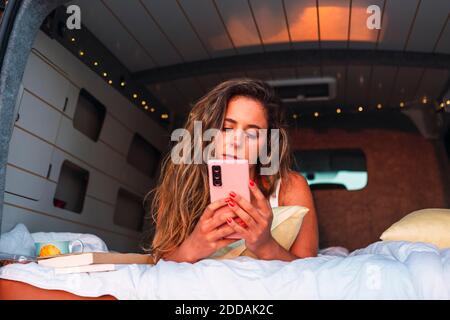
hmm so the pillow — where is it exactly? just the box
[380,208,450,249]
[209,205,309,260]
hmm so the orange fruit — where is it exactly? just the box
[39,244,61,257]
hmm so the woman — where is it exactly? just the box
[145,78,318,263]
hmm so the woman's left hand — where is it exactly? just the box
[225,180,276,256]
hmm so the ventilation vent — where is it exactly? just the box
[267,77,336,102]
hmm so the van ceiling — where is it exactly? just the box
[72,0,450,121]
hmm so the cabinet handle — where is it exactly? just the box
[46,164,52,179]
[63,97,68,112]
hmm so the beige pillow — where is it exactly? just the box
[380,208,450,249]
[209,205,309,260]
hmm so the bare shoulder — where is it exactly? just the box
[280,171,311,205]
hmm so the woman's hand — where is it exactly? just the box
[169,198,238,263]
[225,180,277,256]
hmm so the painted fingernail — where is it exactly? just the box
[249,180,255,187]
[225,197,231,202]
[229,191,236,198]
[226,217,233,224]
[228,200,235,207]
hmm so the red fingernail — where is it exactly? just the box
[226,217,233,224]
[229,191,236,198]
[225,197,231,202]
[228,200,235,207]
[249,180,255,187]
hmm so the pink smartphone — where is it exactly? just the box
[207,159,250,239]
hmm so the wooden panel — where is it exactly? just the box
[99,113,133,156]
[345,65,371,107]
[284,0,320,49]
[318,0,351,48]
[249,0,291,51]
[17,90,62,144]
[368,66,398,108]
[5,165,47,201]
[22,52,71,111]
[75,0,155,72]
[178,0,236,57]
[435,21,450,54]
[105,0,183,67]
[406,1,450,52]
[7,127,53,178]
[377,0,420,50]
[389,67,423,107]
[140,0,209,62]
[215,0,264,54]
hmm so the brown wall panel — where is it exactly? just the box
[290,128,448,251]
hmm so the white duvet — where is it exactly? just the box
[1,240,450,299]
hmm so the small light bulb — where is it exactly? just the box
[150,107,155,112]
[292,114,298,119]
[400,102,405,108]
[440,102,445,108]
[377,104,383,109]
[102,72,108,77]
[108,80,113,85]
[314,112,319,117]
[132,93,138,99]
[71,37,76,42]
[358,106,364,112]
[93,61,99,67]
[161,113,169,119]
[446,100,450,105]
[120,81,126,87]
[422,97,428,104]
[141,100,147,106]
[336,108,341,114]
[144,105,149,110]
[79,50,85,56]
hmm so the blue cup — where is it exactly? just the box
[35,240,84,257]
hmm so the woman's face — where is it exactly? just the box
[215,95,268,167]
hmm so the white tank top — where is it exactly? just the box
[269,178,281,208]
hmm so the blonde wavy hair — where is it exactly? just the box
[142,78,293,262]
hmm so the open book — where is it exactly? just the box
[38,252,155,268]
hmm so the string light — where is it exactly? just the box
[144,105,149,110]
[446,100,450,105]
[358,106,364,112]
[141,100,147,106]
[336,108,342,114]
[108,80,113,85]
[314,112,320,117]
[120,81,126,87]
[132,93,138,99]
[161,114,169,119]
[400,102,405,108]
[150,107,155,112]
[102,72,108,77]
[79,50,85,57]
[422,97,428,104]
[71,37,76,42]
[292,114,298,119]
[376,103,383,110]
[93,61,99,67]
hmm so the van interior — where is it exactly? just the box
[0,0,449,299]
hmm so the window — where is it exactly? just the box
[53,160,89,213]
[114,188,145,232]
[73,89,106,142]
[293,149,368,191]
[127,134,161,178]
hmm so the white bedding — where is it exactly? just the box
[1,240,450,299]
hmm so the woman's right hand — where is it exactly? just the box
[165,198,238,263]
